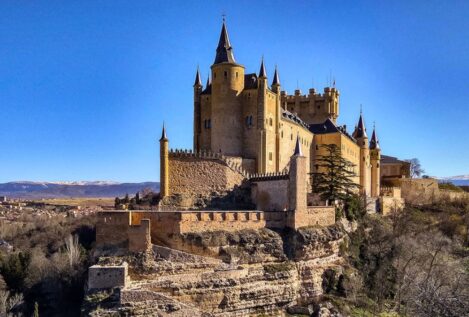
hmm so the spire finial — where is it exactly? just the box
[272,64,280,86]
[258,55,267,78]
[160,122,168,141]
[360,104,363,115]
[194,65,202,86]
[222,12,226,23]
[214,16,235,64]
[294,133,303,156]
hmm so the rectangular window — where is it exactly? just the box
[269,152,273,161]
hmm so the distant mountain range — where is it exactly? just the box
[0,181,159,199]
[436,175,469,186]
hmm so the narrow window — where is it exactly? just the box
[213,72,216,79]
[224,71,227,79]
[236,72,238,78]
[269,118,273,126]
[249,116,253,126]
[204,120,207,129]
[208,119,211,129]
[269,152,273,161]
[245,116,249,126]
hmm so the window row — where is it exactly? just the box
[204,119,211,129]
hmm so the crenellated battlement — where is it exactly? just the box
[282,87,339,102]
[249,171,289,182]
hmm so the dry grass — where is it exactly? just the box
[33,197,114,207]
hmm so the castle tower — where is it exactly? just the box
[210,19,245,156]
[271,65,281,171]
[159,124,169,198]
[193,67,203,151]
[288,136,307,229]
[354,111,371,195]
[257,57,268,173]
[369,124,381,197]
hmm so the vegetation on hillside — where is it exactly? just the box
[323,197,469,316]
[0,213,96,316]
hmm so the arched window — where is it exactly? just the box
[249,116,253,126]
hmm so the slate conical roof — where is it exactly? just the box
[272,65,280,86]
[354,113,368,139]
[214,20,236,64]
[370,127,380,150]
[294,135,303,156]
[159,123,168,141]
[194,67,202,86]
[258,57,267,78]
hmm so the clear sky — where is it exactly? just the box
[1,0,468,183]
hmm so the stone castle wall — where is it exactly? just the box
[88,262,128,289]
[251,176,289,211]
[289,206,336,228]
[128,219,151,252]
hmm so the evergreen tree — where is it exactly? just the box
[311,144,360,203]
[123,193,129,204]
[135,192,140,204]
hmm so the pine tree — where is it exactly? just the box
[311,144,360,203]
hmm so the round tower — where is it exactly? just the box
[354,111,371,196]
[159,124,169,198]
[370,124,381,197]
[210,20,245,156]
[193,67,203,152]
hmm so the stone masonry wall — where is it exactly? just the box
[88,262,128,289]
[251,179,289,211]
[96,211,130,248]
[289,206,335,228]
[167,154,246,208]
[128,219,151,252]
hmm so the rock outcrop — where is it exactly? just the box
[85,226,347,316]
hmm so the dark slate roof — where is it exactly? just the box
[381,155,408,164]
[309,118,340,134]
[282,109,309,129]
[201,76,212,95]
[369,128,380,150]
[159,124,167,141]
[213,21,236,64]
[309,119,357,142]
[353,113,368,139]
[294,135,303,156]
[244,73,258,89]
[194,68,202,86]
[272,66,280,86]
[258,58,266,78]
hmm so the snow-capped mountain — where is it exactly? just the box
[436,175,469,186]
[0,181,159,198]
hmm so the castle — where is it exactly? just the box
[161,19,381,203]
[95,20,402,255]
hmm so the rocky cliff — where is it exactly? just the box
[84,225,348,316]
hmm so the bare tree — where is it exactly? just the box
[0,290,24,317]
[406,158,425,178]
[64,234,81,268]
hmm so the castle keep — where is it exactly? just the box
[96,20,403,254]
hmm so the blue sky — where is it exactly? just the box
[0,0,468,182]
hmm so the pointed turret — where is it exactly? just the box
[160,123,168,141]
[193,67,202,87]
[369,126,380,150]
[258,56,267,78]
[354,112,368,139]
[214,20,236,64]
[272,65,280,86]
[206,73,211,86]
[293,135,303,156]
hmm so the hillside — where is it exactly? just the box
[0,181,159,199]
